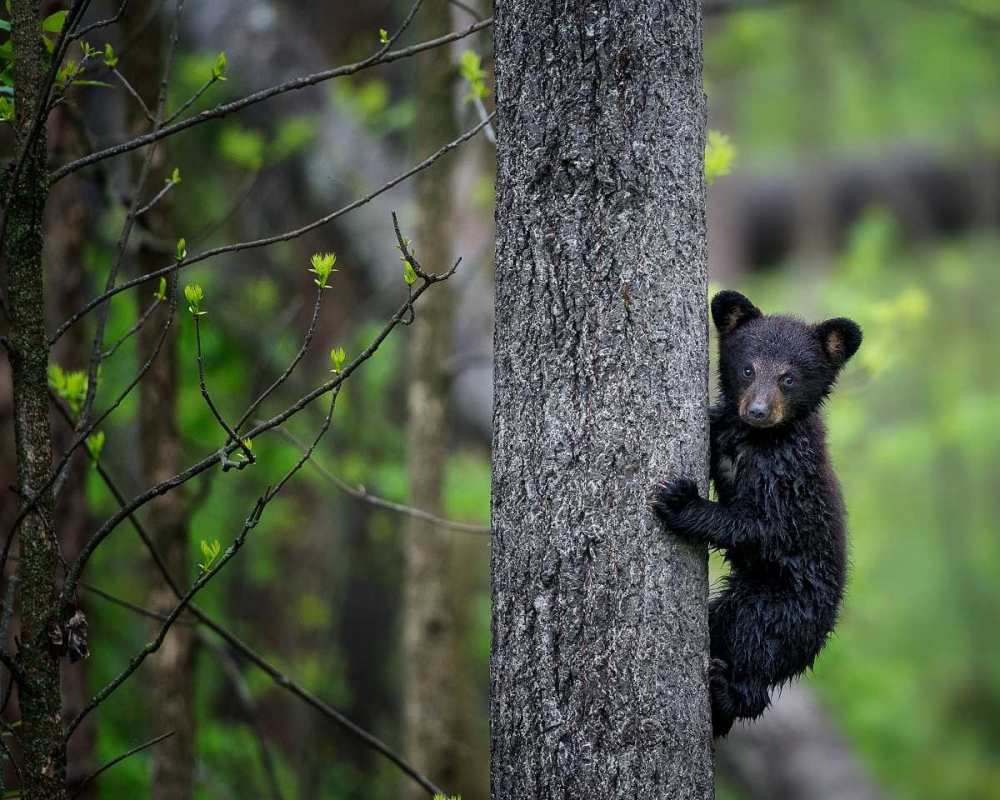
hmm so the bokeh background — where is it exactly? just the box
[7,0,998,798]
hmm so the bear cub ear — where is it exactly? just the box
[711,290,763,335]
[814,317,863,366]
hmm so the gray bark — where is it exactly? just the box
[717,683,888,800]
[490,2,714,798]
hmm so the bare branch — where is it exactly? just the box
[234,285,324,433]
[111,67,155,123]
[70,731,175,798]
[61,262,456,612]
[49,17,493,183]
[193,315,255,468]
[271,427,489,534]
[65,495,266,738]
[163,74,219,125]
[50,113,494,345]
[71,0,130,41]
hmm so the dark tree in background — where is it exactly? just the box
[490,0,714,797]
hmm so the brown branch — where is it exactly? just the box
[70,731,175,798]
[48,17,493,183]
[50,112,494,345]
[271,427,489,534]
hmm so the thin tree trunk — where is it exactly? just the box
[402,1,460,797]
[6,0,66,796]
[45,102,96,799]
[124,3,197,798]
[490,2,714,797]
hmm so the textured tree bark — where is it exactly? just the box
[402,1,460,797]
[490,1,714,798]
[6,1,66,796]
[716,683,887,800]
[124,4,197,798]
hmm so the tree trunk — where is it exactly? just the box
[124,3,197,798]
[490,2,714,798]
[6,0,66,797]
[45,101,97,800]
[401,1,460,797]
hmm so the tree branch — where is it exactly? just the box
[49,17,492,183]
[50,113,494,345]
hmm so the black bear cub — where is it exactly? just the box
[653,290,862,738]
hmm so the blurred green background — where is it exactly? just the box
[37,0,1000,798]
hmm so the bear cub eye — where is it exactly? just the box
[782,375,794,387]
[743,365,754,378]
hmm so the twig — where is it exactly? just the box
[50,112,495,346]
[163,74,218,125]
[70,731,175,798]
[49,17,493,183]
[135,178,177,218]
[71,426,448,797]
[101,297,162,360]
[234,285,324,432]
[198,636,284,800]
[71,0,130,41]
[193,316,255,469]
[66,495,267,737]
[60,262,455,616]
[112,67,155,123]
[270,427,489,534]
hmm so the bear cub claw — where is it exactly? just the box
[652,476,700,518]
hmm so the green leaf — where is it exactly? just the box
[153,277,167,301]
[166,166,181,185]
[103,43,118,69]
[183,283,205,316]
[403,259,417,286]
[704,130,737,186]
[42,10,67,33]
[329,346,346,373]
[176,238,187,261]
[212,51,227,81]
[379,28,389,45]
[85,430,105,463]
[308,252,338,289]
[459,50,489,103]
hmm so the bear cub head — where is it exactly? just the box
[711,290,863,430]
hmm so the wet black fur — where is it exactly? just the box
[653,290,862,737]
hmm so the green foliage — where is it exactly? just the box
[198,539,222,573]
[704,130,737,185]
[41,9,66,33]
[48,365,88,419]
[309,252,338,289]
[85,430,105,464]
[458,50,489,103]
[211,51,227,81]
[102,43,118,69]
[329,346,346,374]
[378,28,389,45]
[183,283,206,316]
[176,238,187,261]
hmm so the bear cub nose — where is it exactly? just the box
[747,402,768,422]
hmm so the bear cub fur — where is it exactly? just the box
[653,290,862,738]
